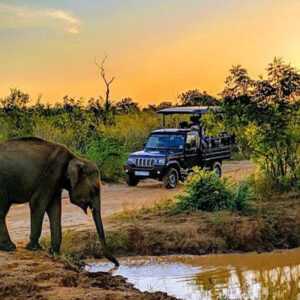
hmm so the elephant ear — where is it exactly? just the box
[67,158,85,189]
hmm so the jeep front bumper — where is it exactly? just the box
[124,165,166,179]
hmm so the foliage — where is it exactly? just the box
[246,172,300,202]
[142,101,173,112]
[178,89,220,106]
[1,57,299,186]
[105,111,159,153]
[86,139,128,182]
[221,58,300,183]
[0,89,160,182]
[115,97,139,113]
[201,110,226,136]
[176,167,251,212]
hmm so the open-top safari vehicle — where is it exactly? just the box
[124,106,233,188]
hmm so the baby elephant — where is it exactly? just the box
[0,137,119,266]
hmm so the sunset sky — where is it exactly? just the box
[1,0,300,105]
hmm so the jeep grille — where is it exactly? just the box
[135,158,155,167]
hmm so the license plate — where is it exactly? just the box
[135,171,150,176]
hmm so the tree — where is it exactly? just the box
[222,58,300,182]
[142,101,173,112]
[87,97,104,126]
[0,88,33,137]
[156,101,173,110]
[0,88,30,112]
[178,89,219,106]
[221,65,254,98]
[94,54,115,124]
[115,97,139,113]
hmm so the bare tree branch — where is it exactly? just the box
[94,53,115,124]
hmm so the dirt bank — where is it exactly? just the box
[7,160,254,242]
[49,190,300,260]
[0,248,178,300]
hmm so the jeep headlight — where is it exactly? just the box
[157,158,166,165]
[126,156,135,165]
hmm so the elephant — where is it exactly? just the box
[0,137,119,266]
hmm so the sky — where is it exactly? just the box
[1,0,300,106]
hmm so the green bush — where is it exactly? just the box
[248,172,300,202]
[231,179,252,211]
[86,138,128,182]
[176,167,251,212]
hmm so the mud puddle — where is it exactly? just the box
[86,248,300,300]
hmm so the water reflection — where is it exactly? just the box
[86,248,300,300]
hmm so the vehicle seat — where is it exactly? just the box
[179,121,188,128]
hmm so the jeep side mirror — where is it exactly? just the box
[143,142,146,148]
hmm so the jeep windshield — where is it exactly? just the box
[146,134,185,150]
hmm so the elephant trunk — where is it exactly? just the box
[91,200,119,267]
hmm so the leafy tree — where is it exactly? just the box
[142,101,173,112]
[0,88,33,136]
[0,88,30,112]
[222,58,300,183]
[156,101,173,110]
[115,97,139,113]
[178,89,219,106]
[87,97,104,126]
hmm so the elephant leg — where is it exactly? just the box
[46,190,62,255]
[0,201,15,251]
[26,199,48,251]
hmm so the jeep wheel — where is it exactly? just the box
[125,174,140,186]
[163,168,179,189]
[211,161,222,178]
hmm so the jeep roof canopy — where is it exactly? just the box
[157,106,221,127]
[157,106,221,115]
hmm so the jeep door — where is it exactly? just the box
[184,131,200,168]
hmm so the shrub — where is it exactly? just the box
[176,167,251,212]
[86,138,128,182]
[248,172,300,201]
[231,179,252,211]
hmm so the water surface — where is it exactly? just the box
[86,248,300,300]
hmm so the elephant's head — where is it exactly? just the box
[66,157,119,266]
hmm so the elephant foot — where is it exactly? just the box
[0,241,16,252]
[26,242,42,251]
[48,247,60,256]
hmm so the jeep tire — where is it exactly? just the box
[211,161,222,178]
[125,174,140,186]
[163,168,179,189]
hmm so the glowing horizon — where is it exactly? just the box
[1,0,300,105]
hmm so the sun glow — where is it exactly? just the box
[1,0,300,105]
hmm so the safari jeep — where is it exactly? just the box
[124,107,233,188]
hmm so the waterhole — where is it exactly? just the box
[86,248,300,300]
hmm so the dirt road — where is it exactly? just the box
[7,160,254,243]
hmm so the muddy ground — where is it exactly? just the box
[0,249,177,300]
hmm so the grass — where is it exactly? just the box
[116,197,177,221]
